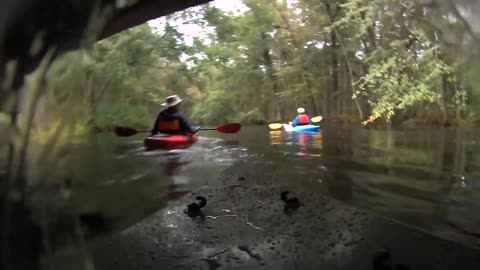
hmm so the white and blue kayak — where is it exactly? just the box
[283,124,320,132]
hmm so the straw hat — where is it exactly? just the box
[162,95,183,107]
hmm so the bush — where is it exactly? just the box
[189,90,235,124]
[92,103,150,130]
[238,108,266,125]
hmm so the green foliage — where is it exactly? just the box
[46,23,190,129]
[238,108,266,125]
[358,45,451,118]
[43,0,477,128]
[92,103,150,130]
[337,0,470,123]
[190,90,237,124]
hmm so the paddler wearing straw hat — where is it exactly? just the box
[291,107,312,127]
[151,95,198,135]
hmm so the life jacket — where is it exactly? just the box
[298,113,310,125]
[157,119,180,132]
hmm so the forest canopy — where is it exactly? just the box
[46,0,480,129]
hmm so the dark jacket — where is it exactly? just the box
[151,109,196,135]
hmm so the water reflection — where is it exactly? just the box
[293,132,309,156]
[139,147,202,202]
[162,153,192,201]
[294,132,309,148]
[16,126,480,252]
[311,132,323,150]
[269,131,283,146]
[240,126,480,247]
[269,130,323,155]
[270,130,325,148]
[142,137,248,202]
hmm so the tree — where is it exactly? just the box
[44,0,477,127]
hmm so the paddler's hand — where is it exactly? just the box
[191,126,200,133]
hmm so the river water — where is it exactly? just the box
[59,125,480,247]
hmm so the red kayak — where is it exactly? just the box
[144,133,199,150]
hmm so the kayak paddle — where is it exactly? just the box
[114,123,242,137]
[311,116,323,123]
[268,115,323,130]
[268,123,283,130]
[194,123,242,133]
[114,127,150,137]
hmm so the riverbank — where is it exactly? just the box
[47,163,480,270]
[74,114,480,135]
[317,117,480,128]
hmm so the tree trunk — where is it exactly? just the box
[87,82,96,127]
[322,80,328,116]
[271,2,319,119]
[331,29,339,117]
[305,76,318,116]
[325,2,364,120]
[262,33,283,120]
[325,2,339,117]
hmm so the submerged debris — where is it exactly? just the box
[79,211,109,231]
[185,196,207,218]
[372,250,391,270]
[281,191,301,212]
[237,245,264,264]
[372,250,411,270]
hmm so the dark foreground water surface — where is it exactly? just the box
[51,125,480,248]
